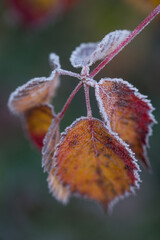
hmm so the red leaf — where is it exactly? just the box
[95,78,156,170]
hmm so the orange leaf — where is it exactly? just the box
[24,104,55,150]
[42,118,60,172]
[55,117,140,209]
[95,78,155,170]
[8,72,59,114]
[47,167,70,204]
[24,103,69,202]
[41,117,70,203]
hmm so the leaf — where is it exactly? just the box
[70,30,130,68]
[95,78,156,170]
[24,104,55,150]
[49,53,61,70]
[24,102,69,203]
[92,30,131,64]
[8,71,59,114]
[70,43,97,68]
[42,118,60,172]
[54,117,140,209]
[41,117,70,203]
[47,167,70,204]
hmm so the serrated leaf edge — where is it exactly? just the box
[53,116,141,211]
[95,77,157,170]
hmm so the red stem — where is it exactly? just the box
[90,4,160,78]
[58,69,81,80]
[58,81,83,120]
[84,84,92,119]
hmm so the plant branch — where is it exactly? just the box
[58,81,83,120]
[84,84,92,119]
[58,69,81,80]
[90,4,160,78]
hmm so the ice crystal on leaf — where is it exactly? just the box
[8,5,160,211]
[70,30,131,68]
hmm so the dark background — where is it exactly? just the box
[0,0,160,239]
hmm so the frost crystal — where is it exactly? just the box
[70,30,130,68]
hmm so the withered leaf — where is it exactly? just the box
[42,116,70,203]
[70,30,130,68]
[95,78,155,170]
[54,117,140,209]
[24,104,55,150]
[8,71,59,114]
[42,118,60,172]
[24,103,69,203]
[49,53,61,70]
[47,167,70,204]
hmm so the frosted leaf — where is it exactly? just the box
[70,30,130,68]
[70,43,97,68]
[54,116,140,209]
[47,167,70,204]
[23,104,55,150]
[95,78,156,170]
[8,70,59,114]
[42,118,60,173]
[92,30,131,63]
[43,118,70,203]
[49,53,61,70]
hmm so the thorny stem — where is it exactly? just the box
[89,4,160,78]
[58,81,83,120]
[84,84,92,119]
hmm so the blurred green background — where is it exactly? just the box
[0,0,160,239]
